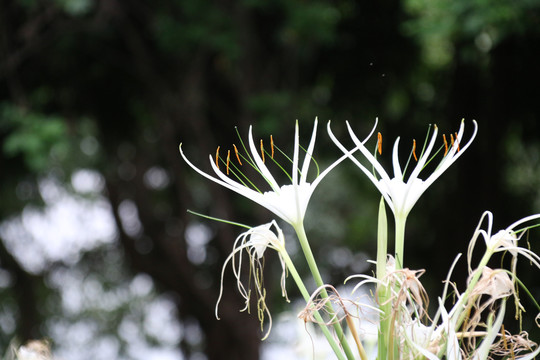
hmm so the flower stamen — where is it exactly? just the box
[226,150,231,175]
[270,135,274,159]
[260,139,265,163]
[215,146,220,169]
[233,144,243,165]
[443,134,449,156]
[454,132,460,152]
[450,133,455,148]
[377,132,382,155]
[412,139,418,161]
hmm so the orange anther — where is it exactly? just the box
[215,146,220,169]
[233,144,242,165]
[450,133,455,148]
[377,132,382,155]
[454,132,460,152]
[260,139,265,163]
[226,150,230,175]
[412,139,418,161]
[443,134,448,156]
[270,135,274,159]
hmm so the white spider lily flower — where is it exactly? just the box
[467,211,540,274]
[328,119,478,218]
[215,220,287,339]
[180,118,377,226]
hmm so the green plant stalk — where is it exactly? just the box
[384,210,407,358]
[294,223,356,360]
[394,214,407,270]
[436,248,494,359]
[454,248,493,330]
[376,198,388,280]
[376,197,391,360]
[280,249,347,360]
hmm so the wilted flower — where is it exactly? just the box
[467,211,540,276]
[469,267,514,301]
[16,340,52,360]
[215,220,287,339]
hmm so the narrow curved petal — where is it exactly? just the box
[327,121,395,212]
[423,120,478,190]
[407,125,439,184]
[392,138,403,179]
[334,120,478,218]
[247,126,281,192]
[345,121,393,184]
[291,121,300,186]
[300,118,318,186]
[311,119,377,190]
[182,119,350,226]
[505,212,540,232]
[180,144,259,199]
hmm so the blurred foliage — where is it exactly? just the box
[1,104,69,173]
[403,0,540,67]
[1,0,540,358]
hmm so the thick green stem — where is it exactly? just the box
[280,249,347,360]
[376,198,390,360]
[376,198,388,281]
[294,223,355,360]
[394,214,407,270]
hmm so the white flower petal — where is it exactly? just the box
[182,119,363,226]
[335,120,477,218]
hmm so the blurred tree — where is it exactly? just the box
[1,0,540,358]
[0,0,416,358]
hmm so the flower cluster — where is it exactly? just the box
[180,118,540,360]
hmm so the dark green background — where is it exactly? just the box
[1,0,540,359]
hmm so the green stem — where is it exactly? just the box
[294,223,356,360]
[436,249,494,358]
[386,213,407,358]
[280,250,347,360]
[394,214,407,270]
[376,198,390,360]
[454,249,493,329]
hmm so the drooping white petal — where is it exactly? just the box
[249,222,279,258]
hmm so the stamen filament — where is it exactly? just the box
[260,139,265,163]
[412,139,418,161]
[215,146,220,169]
[377,132,382,155]
[270,135,274,159]
[443,134,448,156]
[226,150,231,175]
[233,144,243,165]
